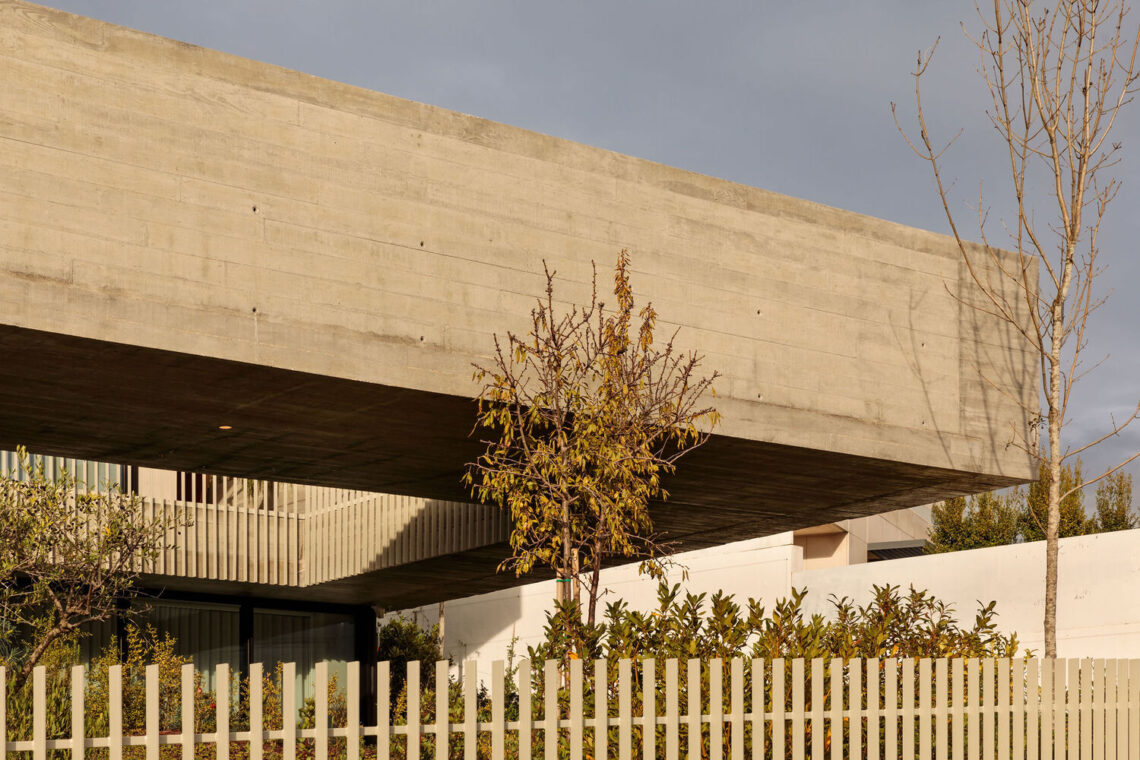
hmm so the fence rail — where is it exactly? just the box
[3,657,1139,759]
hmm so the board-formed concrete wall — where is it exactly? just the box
[0,2,1035,541]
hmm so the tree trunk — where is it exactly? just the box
[1045,302,1064,658]
[559,499,571,605]
[587,541,602,627]
[437,601,446,656]
[571,549,580,609]
[12,623,68,692]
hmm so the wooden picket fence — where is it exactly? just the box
[2,657,1139,759]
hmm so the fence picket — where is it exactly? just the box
[544,660,558,760]
[811,659,824,760]
[830,660,842,760]
[966,659,979,760]
[619,659,631,760]
[570,657,583,760]
[72,665,85,760]
[731,659,744,760]
[920,659,932,760]
[283,662,297,760]
[711,658,724,760]
[518,659,532,760]
[751,659,765,760]
[1066,659,1077,760]
[1012,659,1024,760]
[110,664,123,760]
[464,659,477,760]
[251,663,264,760]
[1129,661,1139,760]
[936,659,948,760]
[378,661,392,760]
[32,666,44,760]
[1057,661,1069,760]
[887,659,899,760]
[851,657,862,760]
[687,659,701,760]
[644,658,657,760]
[0,666,6,760]
[983,659,995,760]
[492,660,505,760]
[1105,660,1117,760]
[1028,660,1039,760]
[903,659,915,760]
[1116,660,1129,760]
[402,661,419,760]
[146,664,159,760]
[998,659,1010,760]
[1070,660,1081,760]
[870,658,882,760]
[217,663,230,760]
[346,661,360,760]
[595,659,608,760]
[315,662,327,760]
[951,659,963,760]
[435,660,448,760]
[1095,660,1106,760]
[1042,659,1054,760]
[770,660,788,760]
[1082,660,1094,760]
[791,659,804,760]
[665,659,679,760]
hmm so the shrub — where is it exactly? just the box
[523,581,1020,759]
[3,585,1021,760]
[377,615,441,697]
[532,581,1019,664]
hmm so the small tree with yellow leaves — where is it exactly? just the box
[466,250,720,628]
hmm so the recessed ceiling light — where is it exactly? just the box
[218,425,233,430]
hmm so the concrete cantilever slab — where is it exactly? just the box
[0,1,1037,559]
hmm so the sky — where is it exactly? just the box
[37,1,1140,493]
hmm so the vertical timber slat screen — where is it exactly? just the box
[1,658,1139,759]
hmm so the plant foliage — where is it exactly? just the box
[0,448,185,691]
[928,462,1136,553]
[465,251,720,625]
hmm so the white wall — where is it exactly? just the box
[795,529,1140,658]
[389,527,1140,683]
[387,533,804,683]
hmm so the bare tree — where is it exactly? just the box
[895,0,1140,655]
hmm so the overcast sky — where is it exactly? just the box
[38,1,1140,492]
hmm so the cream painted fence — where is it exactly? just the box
[3,658,1139,759]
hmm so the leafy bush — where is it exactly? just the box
[2,624,320,760]
[517,582,1020,760]
[377,615,442,697]
[4,585,1020,760]
[532,581,1019,664]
